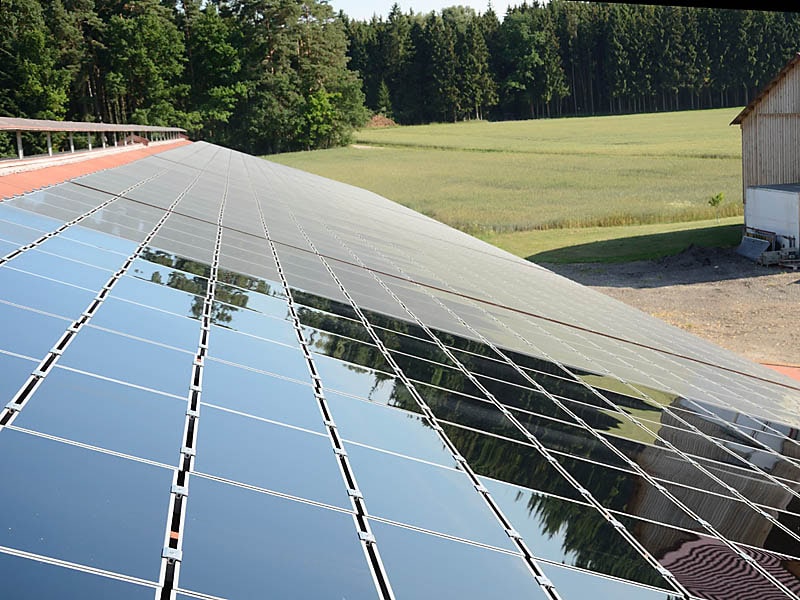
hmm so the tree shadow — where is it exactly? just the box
[529,226,800,289]
[527,224,744,265]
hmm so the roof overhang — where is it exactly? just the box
[731,52,800,126]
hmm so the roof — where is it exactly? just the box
[0,142,799,599]
[731,52,800,125]
[0,116,186,133]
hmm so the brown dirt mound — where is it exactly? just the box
[365,114,397,128]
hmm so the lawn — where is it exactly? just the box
[268,107,745,261]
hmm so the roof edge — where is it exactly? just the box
[731,52,800,126]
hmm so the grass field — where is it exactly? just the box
[269,107,745,262]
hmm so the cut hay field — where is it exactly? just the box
[269,107,744,262]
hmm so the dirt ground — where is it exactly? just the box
[540,245,800,367]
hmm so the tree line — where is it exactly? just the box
[1,0,799,155]
[0,0,368,155]
[347,2,800,124]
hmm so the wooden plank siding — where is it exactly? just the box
[736,54,800,206]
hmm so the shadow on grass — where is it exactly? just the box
[529,223,800,288]
[527,223,744,264]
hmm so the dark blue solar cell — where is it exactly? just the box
[59,327,193,397]
[0,352,38,404]
[0,219,42,245]
[202,359,325,432]
[0,552,157,600]
[345,443,517,551]
[180,476,379,599]
[370,520,547,599]
[0,302,70,359]
[194,406,348,508]
[207,326,309,380]
[325,393,456,467]
[0,267,95,318]
[90,297,201,350]
[0,429,172,580]
[15,367,186,464]
[7,249,112,291]
[539,562,680,600]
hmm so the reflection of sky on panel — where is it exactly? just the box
[16,367,186,465]
[0,429,171,581]
[180,476,378,600]
[0,551,157,600]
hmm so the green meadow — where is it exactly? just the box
[269,107,745,262]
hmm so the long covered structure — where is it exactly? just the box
[0,117,186,159]
[0,141,799,600]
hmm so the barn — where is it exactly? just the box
[732,53,800,263]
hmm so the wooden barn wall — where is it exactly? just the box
[741,66,800,204]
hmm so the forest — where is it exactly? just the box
[1,0,799,154]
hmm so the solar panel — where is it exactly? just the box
[1,140,799,600]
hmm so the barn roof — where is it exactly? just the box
[731,52,800,125]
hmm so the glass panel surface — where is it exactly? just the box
[35,236,127,271]
[138,248,211,278]
[370,520,548,600]
[214,282,287,316]
[0,219,43,245]
[7,249,112,291]
[58,225,140,257]
[311,333,392,373]
[427,390,529,442]
[128,257,209,295]
[0,552,157,600]
[540,562,679,600]
[345,443,516,550]
[59,327,193,397]
[212,302,296,346]
[313,353,398,404]
[0,429,171,580]
[208,326,309,380]
[15,368,185,464]
[0,352,38,403]
[179,476,378,600]
[0,302,70,359]
[0,204,63,230]
[112,275,200,317]
[612,510,800,598]
[480,477,674,589]
[441,423,584,502]
[194,406,348,508]
[90,297,201,350]
[0,267,94,319]
[202,360,324,432]
[326,393,457,467]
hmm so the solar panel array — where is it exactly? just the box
[1,141,799,600]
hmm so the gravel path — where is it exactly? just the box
[540,245,800,367]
